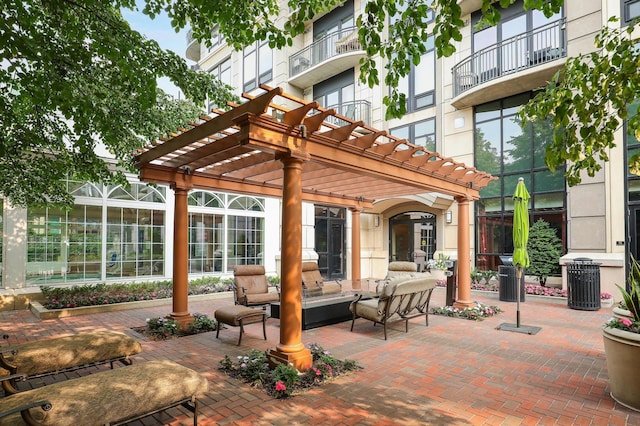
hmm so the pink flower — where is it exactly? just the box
[313,367,322,376]
[275,381,286,391]
[621,318,633,327]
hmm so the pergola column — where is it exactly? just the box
[268,155,312,371]
[454,196,474,308]
[350,207,362,290]
[169,185,194,328]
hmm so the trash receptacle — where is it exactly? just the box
[567,258,601,311]
[498,256,525,302]
[498,265,525,302]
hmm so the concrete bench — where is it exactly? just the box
[0,331,142,395]
[0,359,208,425]
[215,306,267,345]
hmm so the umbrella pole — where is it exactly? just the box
[516,267,522,328]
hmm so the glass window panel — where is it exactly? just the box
[533,119,553,167]
[503,115,530,172]
[475,120,501,174]
[534,169,565,192]
[415,51,435,95]
[390,126,409,140]
[477,198,501,214]
[479,179,501,198]
[627,0,640,21]
[477,216,506,254]
[629,180,640,202]
[475,101,501,122]
[534,192,564,209]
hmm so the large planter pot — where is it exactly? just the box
[613,306,633,320]
[430,269,447,282]
[602,326,640,411]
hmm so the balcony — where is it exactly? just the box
[324,100,372,127]
[289,27,365,88]
[186,29,201,62]
[451,18,566,109]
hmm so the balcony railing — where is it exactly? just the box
[452,18,566,97]
[289,27,361,77]
[324,100,372,126]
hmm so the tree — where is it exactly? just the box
[527,219,563,286]
[1,0,235,208]
[519,18,640,186]
[0,0,574,208]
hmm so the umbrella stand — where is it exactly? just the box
[498,266,542,335]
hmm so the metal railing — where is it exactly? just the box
[452,18,566,97]
[324,100,372,126]
[289,27,361,77]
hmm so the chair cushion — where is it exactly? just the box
[349,298,384,321]
[215,306,266,326]
[0,360,208,426]
[1,331,142,377]
[244,292,280,305]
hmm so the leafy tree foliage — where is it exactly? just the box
[520,18,640,186]
[1,0,235,207]
[527,219,563,286]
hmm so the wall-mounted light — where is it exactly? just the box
[374,215,380,227]
[446,210,453,224]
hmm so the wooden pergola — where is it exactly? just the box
[134,85,495,370]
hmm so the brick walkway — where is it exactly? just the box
[2,289,640,425]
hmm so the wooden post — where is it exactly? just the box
[454,196,474,308]
[169,185,194,329]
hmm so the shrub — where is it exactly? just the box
[186,312,218,334]
[219,343,362,399]
[145,317,178,339]
[527,219,563,286]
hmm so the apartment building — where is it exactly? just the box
[0,0,634,298]
[185,0,632,292]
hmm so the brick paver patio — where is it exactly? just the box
[2,288,640,425]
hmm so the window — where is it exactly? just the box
[314,70,355,124]
[471,1,563,77]
[474,93,566,271]
[189,212,223,273]
[390,117,436,152]
[208,25,225,53]
[243,40,272,92]
[623,0,640,24]
[397,36,435,112]
[208,57,232,111]
[27,204,103,284]
[227,216,264,267]
[106,207,165,279]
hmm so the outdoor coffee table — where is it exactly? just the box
[270,292,375,330]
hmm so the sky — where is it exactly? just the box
[120,4,191,98]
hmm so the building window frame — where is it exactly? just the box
[390,117,436,152]
[243,40,272,93]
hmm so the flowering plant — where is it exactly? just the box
[431,302,503,321]
[604,255,640,334]
[428,253,451,270]
[601,292,613,300]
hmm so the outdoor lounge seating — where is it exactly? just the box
[375,261,420,294]
[301,262,342,298]
[350,275,436,340]
[232,265,279,307]
[0,359,209,425]
[0,330,142,396]
[214,305,267,345]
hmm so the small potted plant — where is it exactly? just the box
[428,253,452,281]
[602,256,640,411]
[601,292,614,308]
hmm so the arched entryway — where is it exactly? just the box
[389,212,436,263]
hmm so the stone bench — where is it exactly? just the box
[215,306,267,345]
[0,331,142,395]
[0,359,208,425]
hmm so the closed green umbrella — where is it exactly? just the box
[512,177,530,328]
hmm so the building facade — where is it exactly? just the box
[0,0,635,299]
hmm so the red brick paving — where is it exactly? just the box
[2,289,640,425]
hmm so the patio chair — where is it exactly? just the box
[375,261,420,295]
[301,262,342,298]
[232,265,280,307]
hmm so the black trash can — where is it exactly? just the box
[567,258,601,311]
[498,265,525,302]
